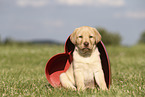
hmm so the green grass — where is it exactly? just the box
[0,44,145,97]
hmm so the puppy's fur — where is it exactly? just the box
[60,26,107,90]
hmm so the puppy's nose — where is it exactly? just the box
[84,42,89,47]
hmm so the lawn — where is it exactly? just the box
[0,44,145,97]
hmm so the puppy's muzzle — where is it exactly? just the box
[84,42,89,47]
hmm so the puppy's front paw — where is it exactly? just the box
[72,87,77,91]
[101,87,108,90]
[77,86,86,91]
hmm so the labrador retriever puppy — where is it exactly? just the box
[60,26,108,91]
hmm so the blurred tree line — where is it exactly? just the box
[96,27,122,45]
[97,28,145,45]
[0,36,30,45]
[0,29,145,46]
[138,31,145,44]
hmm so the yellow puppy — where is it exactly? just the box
[60,26,107,91]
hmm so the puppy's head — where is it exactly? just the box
[70,26,101,53]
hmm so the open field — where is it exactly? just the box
[0,44,145,97]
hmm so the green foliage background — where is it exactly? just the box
[97,28,122,45]
[138,31,145,44]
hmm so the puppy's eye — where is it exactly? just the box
[89,36,93,38]
[79,36,83,38]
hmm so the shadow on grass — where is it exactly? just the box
[45,84,54,89]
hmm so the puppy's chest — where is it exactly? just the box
[73,48,101,68]
[73,48,101,81]
[81,63,97,79]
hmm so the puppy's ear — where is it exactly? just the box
[70,28,79,45]
[93,28,102,43]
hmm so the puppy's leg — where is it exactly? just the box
[94,70,108,90]
[74,69,85,91]
[60,73,76,90]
